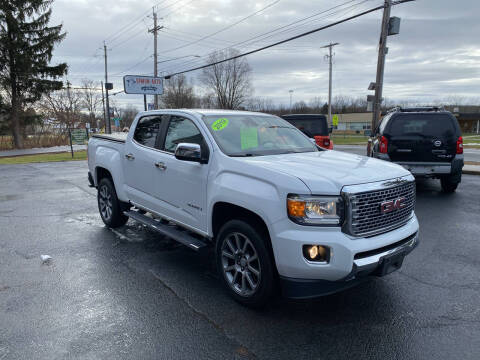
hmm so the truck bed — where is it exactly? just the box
[92,133,127,143]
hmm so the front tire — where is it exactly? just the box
[97,178,129,227]
[216,220,275,308]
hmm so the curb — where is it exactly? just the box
[463,169,480,176]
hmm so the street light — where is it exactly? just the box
[157,55,200,64]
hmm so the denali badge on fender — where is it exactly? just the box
[380,197,406,214]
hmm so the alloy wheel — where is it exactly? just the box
[99,185,113,221]
[221,232,261,297]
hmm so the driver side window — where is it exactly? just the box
[163,116,205,153]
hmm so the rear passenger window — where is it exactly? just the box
[164,116,204,153]
[133,116,164,148]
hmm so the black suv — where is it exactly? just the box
[370,107,464,192]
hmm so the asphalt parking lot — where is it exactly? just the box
[1,160,479,360]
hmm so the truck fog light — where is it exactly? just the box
[303,245,330,263]
[308,245,318,259]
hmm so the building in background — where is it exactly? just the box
[333,113,371,133]
[453,112,480,134]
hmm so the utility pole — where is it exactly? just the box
[103,42,112,134]
[149,9,163,109]
[321,42,339,127]
[289,90,294,113]
[101,80,106,130]
[371,0,392,132]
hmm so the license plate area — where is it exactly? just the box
[401,164,450,175]
[375,251,405,277]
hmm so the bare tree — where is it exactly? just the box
[199,49,252,109]
[80,79,101,128]
[197,93,216,109]
[163,74,196,108]
[38,87,82,131]
[113,104,138,129]
[246,97,275,113]
[292,101,309,113]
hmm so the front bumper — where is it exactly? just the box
[270,214,419,287]
[280,231,419,299]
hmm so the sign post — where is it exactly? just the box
[68,129,74,158]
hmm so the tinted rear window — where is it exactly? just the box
[388,114,456,138]
[282,116,328,136]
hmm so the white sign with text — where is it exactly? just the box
[123,75,163,95]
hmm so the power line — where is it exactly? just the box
[162,27,235,46]
[109,23,149,50]
[159,0,372,74]
[161,0,197,18]
[111,54,152,76]
[104,0,168,44]
[163,1,410,79]
[103,0,189,51]
[160,0,282,55]
[110,38,152,76]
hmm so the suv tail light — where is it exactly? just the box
[323,138,331,148]
[379,136,388,153]
[456,136,463,154]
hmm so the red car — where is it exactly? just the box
[281,114,334,149]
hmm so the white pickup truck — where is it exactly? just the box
[88,109,419,307]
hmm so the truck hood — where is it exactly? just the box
[242,150,411,194]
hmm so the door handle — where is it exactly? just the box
[154,162,167,170]
[125,153,135,160]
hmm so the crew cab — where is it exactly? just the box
[281,114,334,149]
[88,109,419,307]
[369,107,464,192]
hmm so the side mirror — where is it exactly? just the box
[329,127,333,134]
[175,143,205,163]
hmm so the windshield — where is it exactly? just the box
[388,114,456,138]
[282,116,328,137]
[202,114,318,156]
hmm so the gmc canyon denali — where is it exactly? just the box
[88,109,419,307]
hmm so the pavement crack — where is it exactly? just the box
[397,270,480,290]
[149,269,257,359]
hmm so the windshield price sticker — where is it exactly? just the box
[212,118,229,131]
[241,127,258,150]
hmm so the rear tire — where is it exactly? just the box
[216,219,275,308]
[441,175,460,193]
[97,178,129,227]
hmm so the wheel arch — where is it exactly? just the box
[211,202,277,271]
[95,166,113,185]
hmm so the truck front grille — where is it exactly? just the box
[346,181,416,237]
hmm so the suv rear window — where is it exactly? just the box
[388,114,456,138]
[282,116,328,137]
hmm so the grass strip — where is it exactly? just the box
[0,151,87,164]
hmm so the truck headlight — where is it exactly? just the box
[287,195,344,225]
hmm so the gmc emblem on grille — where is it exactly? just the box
[380,197,407,214]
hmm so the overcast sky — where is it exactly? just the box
[49,0,480,109]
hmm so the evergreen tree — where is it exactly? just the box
[0,0,67,148]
